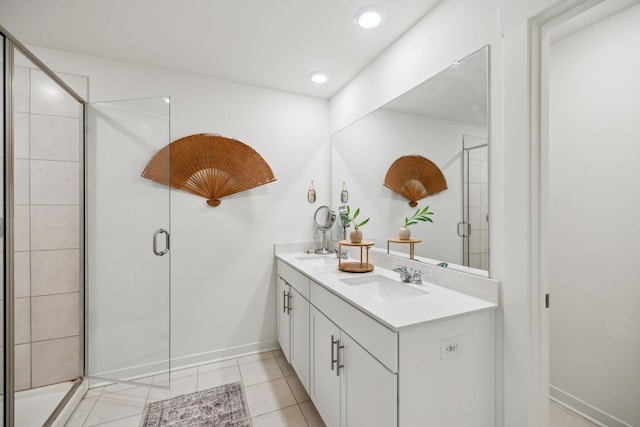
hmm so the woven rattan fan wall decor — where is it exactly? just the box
[141,133,276,206]
[383,155,447,207]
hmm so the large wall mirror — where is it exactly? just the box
[330,45,490,276]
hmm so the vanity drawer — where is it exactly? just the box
[310,281,398,372]
[277,260,310,299]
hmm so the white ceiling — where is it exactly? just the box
[0,0,441,98]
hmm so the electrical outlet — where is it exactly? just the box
[440,335,463,360]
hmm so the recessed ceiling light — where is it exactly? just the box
[310,72,329,84]
[354,5,385,29]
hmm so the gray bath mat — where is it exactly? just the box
[140,381,250,426]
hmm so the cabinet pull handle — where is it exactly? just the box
[331,335,337,371]
[283,290,289,314]
[337,341,344,377]
[331,335,344,376]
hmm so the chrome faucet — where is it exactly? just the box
[393,266,411,282]
[393,265,424,284]
[333,248,348,259]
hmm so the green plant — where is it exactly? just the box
[346,205,370,228]
[404,206,434,227]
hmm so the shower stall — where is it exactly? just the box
[2,26,171,426]
[460,135,489,270]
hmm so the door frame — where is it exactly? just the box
[527,1,628,425]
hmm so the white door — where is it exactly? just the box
[290,287,310,391]
[341,333,397,427]
[310,306,342,427]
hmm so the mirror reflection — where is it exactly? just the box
[330,46,489,275]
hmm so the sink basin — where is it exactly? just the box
[296,255,336,267]
[340,275,428,301]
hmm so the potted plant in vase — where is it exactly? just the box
[345,205,370,243]
[399,205,434,240]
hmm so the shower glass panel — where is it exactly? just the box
[2,33,6,427]
[86,97,171,385]
[461,135,489,270]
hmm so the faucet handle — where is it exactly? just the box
[410,269,425,284]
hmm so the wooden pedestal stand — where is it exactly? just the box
[387,238,422,260]
[338,240,374,273]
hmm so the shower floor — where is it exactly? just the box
[12,381,75,426]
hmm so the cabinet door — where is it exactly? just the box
[310,306,342,427]
[277,278,291,361]
[341,333,397,427]
[290,287,310,391]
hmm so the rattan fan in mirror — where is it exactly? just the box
[383,155,447,207]
[141,133,276,206]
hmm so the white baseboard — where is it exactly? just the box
[550,385,632,427]
[171,340,280,370]
[89,339,280,385]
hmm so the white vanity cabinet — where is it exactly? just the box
[277,261,311,390]
[310,306,397,427]
[276,256,495,427]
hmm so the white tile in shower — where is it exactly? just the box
[480,229,489,253]
[31,292,80,341]
[468,159,482,184]
[30,69,82,118]
[14,251,31,298]
[14,297,31,344]
[15,343,32,391]
[481,253,489,271]
[480,159,489,184]
[32,336,80,388]
[30,205,79,250]
[468,183,482,208]
[31,249,80,296]
[15,205,30,252]
[14,112,30,159]
[468,253,481,269]
[469,231,481,254]
[468,206,481,233]
[30,160,80,205]
[480,183,489,208]
[13,66,30,114]
[30,115,80,161]
[14,158,30,205]
[480,206,489,231]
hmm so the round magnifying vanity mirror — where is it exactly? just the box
[314,205,336,254]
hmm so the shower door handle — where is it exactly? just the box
[457,222,471,238]
[153,229,170,256]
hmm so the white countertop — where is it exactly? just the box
[276,252,498,331]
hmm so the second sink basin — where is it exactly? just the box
[296,255,336,267]
[340,275,428,301]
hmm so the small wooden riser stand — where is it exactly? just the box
[338,240,374,273]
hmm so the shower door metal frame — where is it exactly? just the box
[1,23,87,427]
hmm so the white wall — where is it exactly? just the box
[328,0,578,426]
[549,4,640,426]
[30,47,330,365]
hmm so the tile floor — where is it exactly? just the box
[65,349,326,426]
[549,400,598,427]
[63,348,599,426]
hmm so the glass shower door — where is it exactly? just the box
[461,135,489,270]
[86,97,171,385]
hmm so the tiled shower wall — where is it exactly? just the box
[12,64,87,391]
